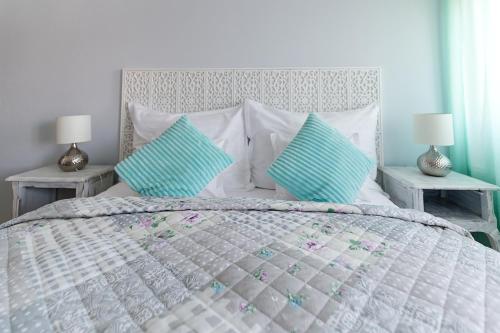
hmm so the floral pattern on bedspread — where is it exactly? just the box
[0,197,499,333]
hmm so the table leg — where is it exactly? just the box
[412,189,425,211]
[485,229,500,251]
[481,191,496,223]
[76,182,90,198]
[11,182,25,218]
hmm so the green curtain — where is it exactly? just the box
[441,0,500,225]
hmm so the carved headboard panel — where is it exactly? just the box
[120,68,382,164]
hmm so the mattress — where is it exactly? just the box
[97,182,397,207]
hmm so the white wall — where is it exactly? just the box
[0,0,442,221]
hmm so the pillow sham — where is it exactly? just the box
[116,115,233,197]
[244,99,378,189]
[117,136,228,197]
[128,103,252,192]
[267,113,374,203]
[270,132,394,205]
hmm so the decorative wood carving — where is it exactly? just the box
[120,68,382,163]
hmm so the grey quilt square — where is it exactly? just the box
[335,284,369,309]
[360,297,400,332]
[301,254,327,270]
[255,262,283,284]
[372,283,407,309]
[274,302,315,333]
[316,299,341,323]
[283,248,306,260]
[235,255,264,273]
[271,273,305,295]
[268,253,295,270]
[190,232,219,248]
[321,263,352,282]
[400,297,443,331]
[307,271,340,296]
[232,275,267,301]
[240,308,271,331]
[252,287,288,319]
[289,262,317,282]
[191,250,218,268]
[297,284,329,316]
[220,247,247,263]
[173,259,200,276]
[211,290,245,316]
[389,260,421,279]
[216,264,247,287]
[263,321,288,333]
[173,239,204,257]
[381,271,413,294]
[203,256,231,276]
[412,280,448,307]
[268,241,290,253]
[208,240,235,256]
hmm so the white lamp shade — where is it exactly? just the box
[56,115,92,144]
[414,113,454,146]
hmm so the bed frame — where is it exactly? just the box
[119,67,382,165]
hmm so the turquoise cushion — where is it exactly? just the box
[115,115,233,197]
[267,113,374,203]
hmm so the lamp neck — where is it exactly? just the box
[429,145,438,152]
[70,143,78,149]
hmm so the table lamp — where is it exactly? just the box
[414,113,454,177]
[56,115,91,172]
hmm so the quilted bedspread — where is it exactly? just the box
[1,197,500,333]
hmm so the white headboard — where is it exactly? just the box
[120,67,382,165]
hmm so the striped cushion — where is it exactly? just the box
[115,115,233,197]
[267,113,374,203]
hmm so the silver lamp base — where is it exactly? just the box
[417,145,452,177]
[58,143,88,172]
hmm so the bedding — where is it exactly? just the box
[115,138,233,198]
[270,132,395,207]
[128,103,252,192]
[244,100,379,189]
[2,196,499,333]
[96,183,276,200]
[268,114,374,203]
[97,182,396,207]
[274,179,397,208]
[116,116,233,197]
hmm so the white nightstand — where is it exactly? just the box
[382,166,500,250]
[5,165,114,218]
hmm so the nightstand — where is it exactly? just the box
[6,165,114,218]
[382,166,500,250]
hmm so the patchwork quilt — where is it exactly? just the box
[1,197,499,333]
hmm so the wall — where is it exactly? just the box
[0,0,442,221]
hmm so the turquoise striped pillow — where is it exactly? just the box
[267,113,374,203]
[115,115,233,197]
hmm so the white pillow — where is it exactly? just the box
[244,99,379,189]
[128,103,253,192]
[270,133,395,207]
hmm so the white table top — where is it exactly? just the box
[5,165,114,183]
[382,167,500,191]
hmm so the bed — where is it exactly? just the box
[1,68,499,333]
